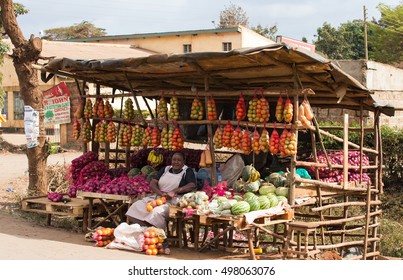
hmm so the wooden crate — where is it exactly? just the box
[21,196,92,217]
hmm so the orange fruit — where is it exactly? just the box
[150,200,157,208]
[152,249,158,255]
[145,249,153,255]
[156,199,163,206]
[146,203,153,212]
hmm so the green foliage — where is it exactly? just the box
[380,218,403,258]
[42,20,106,40]
[314,20,365,59]
[380,125,403,187]
[251,23,277,40]
[219,3,249,28]
[369,4,403,66]
[318,121,374,150]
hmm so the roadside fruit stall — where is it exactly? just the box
[40,44,394,259]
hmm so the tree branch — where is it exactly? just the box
[0,0,26,47]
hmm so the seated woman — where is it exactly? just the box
[126,151,196,229]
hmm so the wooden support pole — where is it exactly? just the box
[363,183,371,260]
[343,113,349,189]
[124,72,147,126]
[360,105,364,183]
[204,76,217,185]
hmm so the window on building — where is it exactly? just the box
[13,92,24,120]
[1,92,8,117]
[223,42,232,51]
[183,44,192,53]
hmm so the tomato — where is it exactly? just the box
[144,238,151,245]
[152,249,158,255]
[143,231,150,238]
[143,244,149,251]
[145,249,153,255]
[148,244,156,250]
[149,231,156,238]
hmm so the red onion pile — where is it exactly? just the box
[309,151,371,184]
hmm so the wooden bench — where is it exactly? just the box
[282,221,321,259]
[21,196,99,231]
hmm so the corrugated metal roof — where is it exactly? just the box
[4,39,156,61]
[64,27,243,42]
[43,43,380,111]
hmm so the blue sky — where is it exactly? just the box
[15,0,402,42]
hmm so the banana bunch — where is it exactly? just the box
[147,150,164,167]
[248,169,260,183]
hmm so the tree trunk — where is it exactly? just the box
[1,0,48,195]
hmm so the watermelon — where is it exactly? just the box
[277,195,288,204]
[268,172,286,187]
[231,201,251,215]
[266,192,277,199]
[128,168,141,177]
[258,196,271,209]
[269,195,279,207]
[275,187,289,197]
[258,183,276,195]
[244,192,257,200]
[233,195,243,201]
[245,181,260,193]
[141,165,155,175]
[247,198,261,212]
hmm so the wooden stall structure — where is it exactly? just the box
[41,44,394,259]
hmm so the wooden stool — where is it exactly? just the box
[282,221,320,259]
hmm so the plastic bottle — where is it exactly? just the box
[216,165,222,183]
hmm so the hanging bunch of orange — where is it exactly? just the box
[104,100,114,119]
[123,98,135,121]
[275,96,284,122]
[83,99,93,118]
[142,125,152,147]
[118,123,132,147]
[73,119,81,141]
[241,129,252,155]
[171,126,184,150]
[106,121,117,143]
[269,127,280,154]
[235,93,246,121]
[247,95,259,122]
[131,124,144,147]
[259,127,270,153]
[247,94,270,123]
[94,120,107,142]
[169,96,179,120]
[231,126,242,150]
[213,125,223,149]
[97,99,106,118]
[168,125,174,150]
[252,128,261,155]
[157,97,168,119]
[222,121,234,148]
[281,129,297,156]
[207,97,217,120]
[258,96,270,122]
[283,97,293,123]
[161,125,169,149]
[151,126,161,147]
[145,196,167,212]
[82,119,92,143]
[190,97,204,120]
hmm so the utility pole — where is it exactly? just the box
[363,5,369,60]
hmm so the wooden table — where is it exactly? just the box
[167,206,294,259]
[196,210,294,260]
[77,191,140,231]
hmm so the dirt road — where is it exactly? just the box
[0,134,229,260]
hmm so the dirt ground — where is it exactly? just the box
[0,133,255,260]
